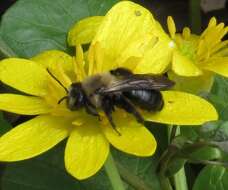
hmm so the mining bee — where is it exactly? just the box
[47,67,174,135]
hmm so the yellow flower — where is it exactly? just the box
[167,16,228,93]
[68,2,203,78]
[68,1,174,75]
[69,1,228,94]
[0,1,218,180]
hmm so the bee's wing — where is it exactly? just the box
[98,74,175,94]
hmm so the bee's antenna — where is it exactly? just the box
[58,96,68,104]
[46,68,69,93]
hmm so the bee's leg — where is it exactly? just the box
[101,96,121,136]
[85,101,100,119]
[115,95,145,124]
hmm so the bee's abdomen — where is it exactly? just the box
[123,90,164,111]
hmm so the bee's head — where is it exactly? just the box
[66,83,85,111]
[47,68,85,111]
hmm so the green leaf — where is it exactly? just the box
[209,75,228,119]
[113,149,161,190]
[220,106,228,121]
[1,141,112,190]
[2,141,161,190]
[199,121,225,141]
[166,157,186,177]
[193,165,228,190]
[190,147,222,161]
[180,126,199,141]
[198,121,228,154]
[112,123,169,190]
[0,0,118,58]
[0,112,12,135]
[211,76,228,105]
[1,141,81,190]
[0,35,17,58]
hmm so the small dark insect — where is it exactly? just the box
[47,67,175,135]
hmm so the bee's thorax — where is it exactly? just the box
[81,72,116,107]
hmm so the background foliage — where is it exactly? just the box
[0,0,228,190]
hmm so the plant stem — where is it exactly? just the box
[172,127,188,190]
[104,153,125,190]
[116,161,153,190]
[157,125,176,190]
[189,0,201,33]
[168,125,177,143]
[159,173,173,190]
[174,167,188,190]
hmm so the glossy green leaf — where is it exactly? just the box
[1,141,82,190]
[199,121,224,140]
[209,75,228,118]
[0,35,17,58]
[0,112,12,135]
[1,141,112,190]
[2,119,220,190]
[193,165,228,190]
[0,0,118,58]
[190,147,222,161]
[112,123,169,190]
[166,158,186,177]
[112,149,161,190]
[180,126,199,141]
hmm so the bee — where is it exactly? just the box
[47,68,174,135]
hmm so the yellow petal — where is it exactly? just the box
[117,35,159,71]
[92,1,168,71]
[65,122,109,179]
[31,50,75,84]
[202,57,228,77]
[144,91,218,125]
[32,50,73,71]
[68,16,103,46]
[0,58,48,96]
[0,115,70,161]
[172,50,203,76]
[94,42,105,73]
[0,94,51,115]
[134,39,172,74]
[101,114,156,156]
[168,71,214,94]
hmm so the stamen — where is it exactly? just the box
[208,17,217,28]
[182,27,191,40]
[94,42,104,73]
[211,40,228,54]
[75,44,86,80]
[88,44,95,76]
[167,16,176,39]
